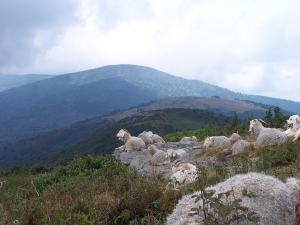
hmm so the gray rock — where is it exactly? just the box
[119,150,147,165]
[113,141,211,179]
[130,155,151,176]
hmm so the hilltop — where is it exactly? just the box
[0,64,299,146]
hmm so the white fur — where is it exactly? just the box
[294,129,300,141]
[138,131,153,146]
[225,133,251,158]
[229,132,241,143]
[167,169,199,190]
[115,129,146,151]
[167,161,199,190]
[249,119,288,148]
[180,136,198,142]
[171,160,197,173]
[284,115,300,136]
[166,149,189,162]
[149,131,165,144]
[147,144,169,166]
[203,136,231,151]
[226,140,251,158]
[138,131,165,145]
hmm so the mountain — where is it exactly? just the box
[0,74,54,91]
[0,96,293,168]
[0,77,156,145]
[1,107,233,168]
[0,64,299,145]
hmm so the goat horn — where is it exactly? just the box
[174,160,183,167]
[259,119,269,126]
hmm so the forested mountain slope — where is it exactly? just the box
[0,64,298,145]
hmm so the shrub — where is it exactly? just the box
[256,141,300,170]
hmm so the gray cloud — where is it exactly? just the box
[0,0,80,67]
[93,0,153,30]
[0,0,299,102]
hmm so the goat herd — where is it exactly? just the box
[115,116,300,225]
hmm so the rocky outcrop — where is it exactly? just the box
[113,140,213,178]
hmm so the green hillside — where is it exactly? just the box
[14,108,232,168]
[0,64,299,146]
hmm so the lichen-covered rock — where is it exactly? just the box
[167,172,298,225]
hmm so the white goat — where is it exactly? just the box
[138,131,165,145]
[202,136,231,151]
[148,131,165,144]
[167,172,300,225]
[147,144,169,166]
[229,132,241,143]
[166,170,199,191]
[138,131,153,146]
[225,133,251,158]
[166,161,199,190]
[180,136,198,142]
[249,119,288,148]
[166,149,189,162]
[115,129,146,151]
[171,160,197,173]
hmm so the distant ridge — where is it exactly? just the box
[0,96,293,168]
[0,64,299,145]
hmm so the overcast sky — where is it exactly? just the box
[1,0,300,102]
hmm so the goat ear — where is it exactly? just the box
[173,152,177,157]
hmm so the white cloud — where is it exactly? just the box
[1,0,300,102]
[221,63,266,93]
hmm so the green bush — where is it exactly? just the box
[33,154,128,193]
[256,141,300,170]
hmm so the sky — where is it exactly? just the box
[1,0,300,102]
